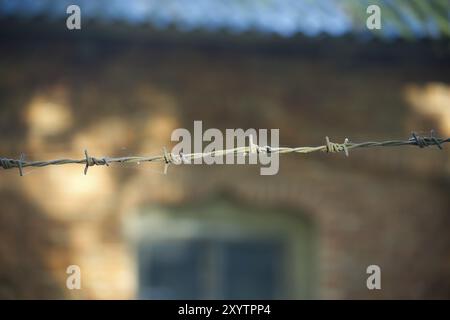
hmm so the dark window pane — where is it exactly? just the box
[222,239,283,299]
[139,240,206,299]
[139,238,284,299]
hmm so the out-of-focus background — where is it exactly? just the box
[0,0,449,299]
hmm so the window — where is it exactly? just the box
[128,200,315,299]
[139,238,284,299]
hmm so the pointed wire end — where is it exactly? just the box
[324,136,330,153]
[84,149,89,175]
[343,138,350,157]
[163,147,170,175]
[430,129,443,150]
[18,153,24,177]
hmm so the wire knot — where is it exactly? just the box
[0,158,13,169]
[325,136,350,157]
[258,145,273,154]
[162,147,173,174]
[249,135,259,154]
[84,149,109,175]
[410,130,443,150]
[1,155,25,176]
[175,151,188,164]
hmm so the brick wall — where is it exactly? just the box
[0,30,449,299]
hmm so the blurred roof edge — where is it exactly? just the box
[2,17,449,65]
[0,0,449,41]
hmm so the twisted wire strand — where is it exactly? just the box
[1,131,449,176]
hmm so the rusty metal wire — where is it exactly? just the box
[1,130,448,176]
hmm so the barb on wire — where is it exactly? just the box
[0,130,449,176]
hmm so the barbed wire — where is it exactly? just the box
[0,130,448,176]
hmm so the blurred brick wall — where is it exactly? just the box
[0,29,449,299]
